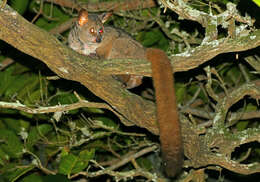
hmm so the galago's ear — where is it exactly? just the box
[78,9,88,26]
[99,12,112,23]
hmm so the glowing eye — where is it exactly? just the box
[90,28,94,33]
[99,29,103,34]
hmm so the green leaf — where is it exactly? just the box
[245,103,257,112]
[0,129,24,158]
[9,0,29,15]
[0,148,9,165]
[16,76,40,102]
[81,107,104,114]
[3,76,29,98]
[136,157,153,170]
[42,174,70,182]
[0,66,17,96]
[21,173,43,182]
[253,0,260,6]
[236,121,249,131]
[1,118,30,134]
[137,28,169,50]
[79,149,95,161]
[58,149,95,175]
[141,30,161,47]
[0,65,40,101]
[1,164,35,182]
[94,117,117,129]
[175,83,187,103]
[49,91,78,105]
[58,154,78,175]
[2,118,21,133]
[60,147,69,158]
[26,124,53,151]
[74,149,95,173]
[33,4,70,31]
[23,89,42,106]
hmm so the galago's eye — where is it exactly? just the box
[99,29,103,34]
[89,27,95,34]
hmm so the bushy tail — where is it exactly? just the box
[146,48,183,177]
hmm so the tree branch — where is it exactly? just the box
[0,1,260,177]
[0,4,159,134]
[97,30,260,76]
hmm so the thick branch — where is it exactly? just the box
[40,1,260,77]
[0,2,260,177]
[0,5,158,134]
[212,81,260,129]
[97,30,260,76]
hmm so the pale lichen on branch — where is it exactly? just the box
[0,0,260,179]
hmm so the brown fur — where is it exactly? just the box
[68,11,183,176]
[146,48,183,177]
[96,27,145,89]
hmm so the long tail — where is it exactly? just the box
[146,48,183,177]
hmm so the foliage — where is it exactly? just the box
[0,0,259,182]
[8,0,29,15]
[253,0,260,7]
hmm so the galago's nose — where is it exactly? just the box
[96,35,102,43]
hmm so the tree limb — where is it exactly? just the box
[0,4,158,134]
